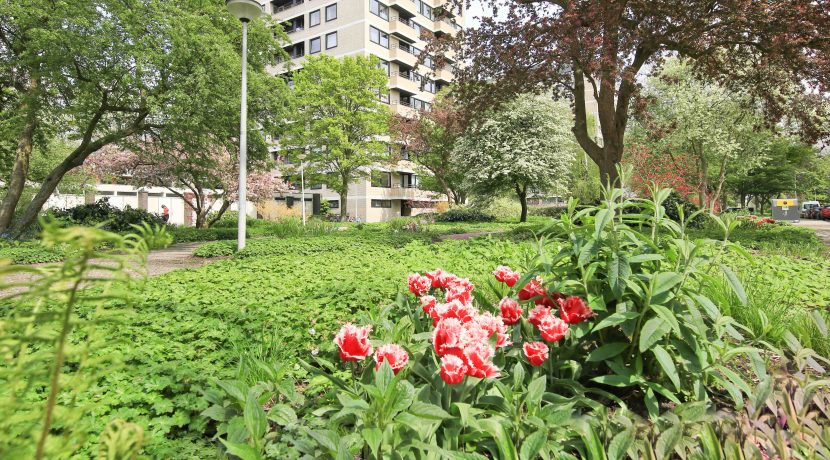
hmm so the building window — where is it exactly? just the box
[325,32,337,49]
[378,91,390,104]
[377,58,390,75]
[309,9,321,27]
[422,78,436,93]
[309,37,321,54]
[419,1,432,19]
[370,0,389,20]
[310,183,323,190]
[371,199,392,208]
[328,200,339,209]
[325,3,337,21]
[371,170,392,188]
[369,26,389,48]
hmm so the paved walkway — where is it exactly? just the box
[1,242,216,296]
[793,219,830,248]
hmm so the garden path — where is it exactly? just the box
[1,242,215,296]
[793,220,830,248]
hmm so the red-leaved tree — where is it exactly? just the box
[437,0,830,185]
[623,144,698,200]
[86,143,287,228]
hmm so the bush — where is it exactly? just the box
[529,205,566,218]
[434,207,496,223]
[50,198,165,232]
[169,226,238,243]
[662,191,706,228]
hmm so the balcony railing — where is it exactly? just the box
[285,26,303,34]
[273,0,303,13]
[391,70,421,83]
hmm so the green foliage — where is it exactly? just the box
[50,198,165,232]
[129,222,173,250]
[435,207,496,223]
[169,225,239,243]
[529,206,567,218]
[0,221,149,459]
[192,241,236,258]
[96,419,144,460]
[0,240,66,264]
[691,220,826,257]
[280,55,390,218]
[661,191,706,228]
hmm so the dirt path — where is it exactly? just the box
[793,219,830,248]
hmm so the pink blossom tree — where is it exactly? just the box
[86,142,287,228]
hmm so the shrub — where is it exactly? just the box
[50,198,165,232]
[169,226,238,243]
[434,207,496,223]
[662,191,706,228]
[529,205,566,218]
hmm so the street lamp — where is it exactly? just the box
[298,153,307,225]
[226,0,263,251]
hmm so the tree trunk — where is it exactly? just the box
[515,183,528,223]
[9,110,148,237]
[596,153,620,188]
[0,79,39,233]
[207,200,232,227]
[709,155,729,213]
[338,188,348,220]
[698,147,709,211]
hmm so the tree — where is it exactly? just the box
[280,55,390,220]
[441,0,830,185]
[727,136,819,212]
[634,59,768,210]
[390,92,468,205]
[623,144,698,201]
[0,0,288,236]
[454,95,574,222]
[86,143,288,228]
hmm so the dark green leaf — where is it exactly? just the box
[586,342,629,362]
[639,317,670,352]
[244,392,266,440]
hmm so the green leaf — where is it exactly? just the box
[812,310,828,338]
[244,392,266,441]
[607,429,634,460]
[580,425,608,460]
[409,401,454,420]
[306,429,339,453]
[650,304,680,335]
[217,379,248,403]
[525,376,546,409]
[220,440,261,460]
[362,427,382,457]
[586,342,629,362]
[639,317,670,352]
[593,312,640,332]
[519,430,547,460]
[628,253,664,263]
[268,404,297,426]
[591,374,639,387]
[608,253,631,298]
[651,345,680,390]
[594,208,613,237]
[480,418,519,460]
[578,240,598,267]
[655,425,681,459]
[720,265,747,306]
[652,272,683,297]
[644,388,659,420]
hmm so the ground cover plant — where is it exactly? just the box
[2,178,829,458]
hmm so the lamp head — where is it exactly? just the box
[226,0,264,22]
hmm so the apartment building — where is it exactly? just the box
[264,0,464,222]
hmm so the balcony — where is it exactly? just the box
[272,0,304,14]
[391,100,418,118]
[389,44,418,67]
[387,0,419,18]
[390,184,418,200]
[389,16,420,43]
[389,71,421,94]
[433,18,459,36]
[433,65,454,83]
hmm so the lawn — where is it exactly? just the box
[3,213,829,458]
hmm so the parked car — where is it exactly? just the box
[822,206,830,220]
[801,201,821,218]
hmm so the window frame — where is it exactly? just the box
[370,0,389,20]
[325,31,337,49]
[309,36,321,54]
[309,9,321,27]
[369,26,389,48]
[371,199,393,208]
[325,3,337,21]
[371,170,392,188]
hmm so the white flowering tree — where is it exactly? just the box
[454,95,575,221]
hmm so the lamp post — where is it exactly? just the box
[298,153,307,225]
[226,0,263,251]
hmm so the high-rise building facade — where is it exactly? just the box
[265,0,464,222]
